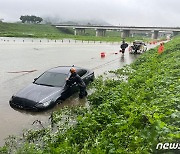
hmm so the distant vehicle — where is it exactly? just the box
[129,40,147,54]
[9,66,94,111]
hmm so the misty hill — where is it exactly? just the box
[43,17,111,26]
[60,19,111,26]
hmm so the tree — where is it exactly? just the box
[20,16,26,23]
[19,15,43,24]
[36,17,43,23]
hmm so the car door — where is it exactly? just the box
[79,69,89,84]
[77,69,88,82]
[68,69,87,95]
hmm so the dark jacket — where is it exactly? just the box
[121,43,128,49]
[66,72,86,87]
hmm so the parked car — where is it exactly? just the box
[9,66,94,111]
[129,40,147,54]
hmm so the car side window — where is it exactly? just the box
[77,69,87,77]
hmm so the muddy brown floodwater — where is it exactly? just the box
[0,37,158,146]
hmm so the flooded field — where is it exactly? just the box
[0,37,157,146]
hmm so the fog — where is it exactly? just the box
[0,0,180,26]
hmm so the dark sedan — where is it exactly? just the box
[9,66,94,111]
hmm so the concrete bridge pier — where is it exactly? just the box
[151,30,159,39]
[74,28,86,35]
[121,30,130,38]
[131,33,134,37]
[96,29,106,37]
[173,31,179,36]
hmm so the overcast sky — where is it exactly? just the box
[0,0,180,26]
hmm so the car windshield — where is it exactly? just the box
[34,72,68,87]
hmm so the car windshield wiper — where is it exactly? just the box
[35,83,55,87]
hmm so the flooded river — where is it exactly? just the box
[0,37,157,146]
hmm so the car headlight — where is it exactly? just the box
[36,100,52,108]
[9,95,14,102]
[43,100,52,107]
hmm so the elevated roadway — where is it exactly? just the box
[53,24,180,39]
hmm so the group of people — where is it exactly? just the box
[66,40,128,99]
[65,40,127,100]
[66,40,130,99]
[120,40,165,55]
[66,40,164,99]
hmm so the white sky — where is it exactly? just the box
[0,0,180,26]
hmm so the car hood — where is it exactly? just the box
[15,83,63,103]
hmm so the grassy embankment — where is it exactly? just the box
[0,36,179,153]
[0,22,151,42]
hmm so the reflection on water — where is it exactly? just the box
[56,94,88,109]
[120,55,125,62]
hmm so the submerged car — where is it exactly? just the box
[129,40,147,54]
[9,66,94,111]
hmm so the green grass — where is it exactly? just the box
[0,22,151,42]
[1,36,179,154]
[0,22,75,39]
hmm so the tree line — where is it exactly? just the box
[20,15,43,23]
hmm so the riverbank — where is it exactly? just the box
[0,37,179,153]
[0,22,153,42]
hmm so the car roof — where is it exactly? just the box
[46,66,84,74]
[133,40,144,43]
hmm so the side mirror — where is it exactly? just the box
[33,78,37,83]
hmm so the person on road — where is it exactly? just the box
[66,67,87,99]
[158,42,164,54]
[120,40,128,55]
[133,42,139,54]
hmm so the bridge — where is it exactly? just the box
[53,24,180,39]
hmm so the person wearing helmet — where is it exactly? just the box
[66,67,87,98]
